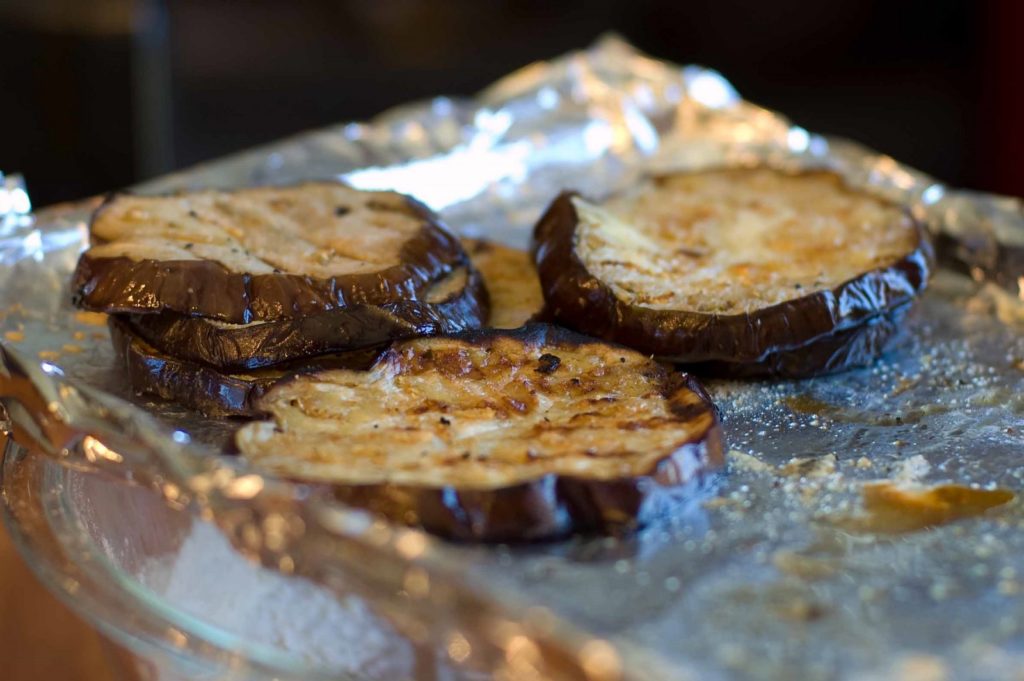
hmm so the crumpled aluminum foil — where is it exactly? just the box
[2,36,1023,680]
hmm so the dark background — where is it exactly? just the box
[1,0,1021,208]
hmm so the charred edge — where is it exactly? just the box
[127,264,489,372]
[531,185,934,365]
[108,316,268,417]
[321,453,723,542]
[685,302,913,379]
[318,421,722,542]
[664,374,719,422]
[73,183,469,323]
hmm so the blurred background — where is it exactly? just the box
[0,0,1021,204]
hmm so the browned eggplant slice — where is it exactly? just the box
[533,168,933,369]
[691,303,911,379]
[462,238,545,328]
[108,318,382,417]
[234,324,723,541]
[73,182,466,323]
[124,264,489,372]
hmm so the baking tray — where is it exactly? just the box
[2,36,1024,680]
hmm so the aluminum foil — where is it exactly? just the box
[2,36,1024,680]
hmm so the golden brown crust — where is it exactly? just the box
[582,169,921,314]
[532,168,933,372]
[73,183,466,323]
[462,238,545,328]
[235,324,723,540]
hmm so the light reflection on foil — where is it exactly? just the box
[785,127,810,153]
[681,67,738,109]
[0,172,32,219]
[344,140,534,209]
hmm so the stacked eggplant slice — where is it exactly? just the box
[71,182,725,540]
[75,166,932,540]
[73,182,489,416]
[107,318,385,417]
[533,168,934,378]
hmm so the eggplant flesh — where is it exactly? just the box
[462,238,545,329]
[235,324,723,541]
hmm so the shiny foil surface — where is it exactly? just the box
[2,37,1024,680]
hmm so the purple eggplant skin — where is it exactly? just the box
[531,190,934,367]
[108,318,382,417]
[72,185,466,324]
[687,303,912,379]
[124,265,489,372]
[328,428,722,543]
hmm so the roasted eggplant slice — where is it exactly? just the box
[691,303,911,379]
[235,324,723,541]
[108,318,382,417]
[125,264,488,372]
[462,238,545,328]
[533,168,933,369]
[73,183,466,323]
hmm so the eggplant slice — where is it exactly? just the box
[533,168,933,372]
[73,182,466,323]
[125,264,489,372]
[109,318,382,417]
[462,238,545,328]
[235,324,723,541]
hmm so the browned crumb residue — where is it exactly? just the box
[779,454,837,478]
[783,394,839,416]
[38,350,61,361]
[4,330,24,342]
[772,551,838,581]
[840,483,1015,534]
[61,344,83,354]
[73,311,108,327]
